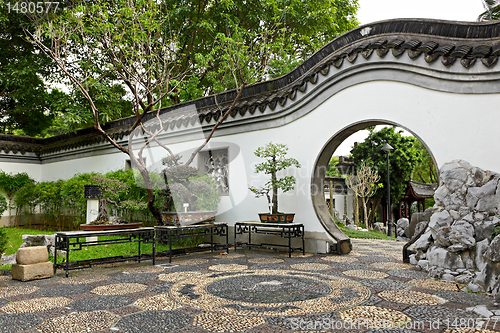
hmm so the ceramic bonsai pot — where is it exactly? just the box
[161,211,217,227]
[258,213,295,223]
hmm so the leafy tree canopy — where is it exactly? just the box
[350,126,421,204]
[411,140,437,184]
[4,0,358,137]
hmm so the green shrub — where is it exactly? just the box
[492,224,500,239]
[0,228,7,254]
[0,195,7,216]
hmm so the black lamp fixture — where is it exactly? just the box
[381,143,394,237]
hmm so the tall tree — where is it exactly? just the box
[163,0,359,100]
[350,127,421,220]
[26,0,277,224]
[0,6,55,136]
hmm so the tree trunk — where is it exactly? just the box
[134,154,163,225]
[361,197,369,230]
[271,157,278,214]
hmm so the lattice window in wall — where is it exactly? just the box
[199,149,229,195]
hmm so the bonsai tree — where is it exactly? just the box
[249,143,301,214]
[161,156,221,213]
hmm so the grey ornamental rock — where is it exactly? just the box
[466,304,494,318]
[485,235,500,262]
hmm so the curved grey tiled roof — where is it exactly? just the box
[1,19,500,156]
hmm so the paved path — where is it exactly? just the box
[0,238,498,333]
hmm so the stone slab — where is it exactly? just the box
[11,261,53,282]
[16,246,48,265]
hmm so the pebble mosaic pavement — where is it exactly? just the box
[0,238,498,332]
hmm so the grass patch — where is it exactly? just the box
[2,227,56,256]
[339,226,395,240]
[1,227,206,270]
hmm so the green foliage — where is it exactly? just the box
[12,0,359,136]
[338,225,394,240]
[411,140,437,184]
[0,195,7,217]
[249,142,301,214]
[162,157,221,212]
[0,4,59,136]
[350,127,421,205]
[326,156,342,177]
[492,224,500,239]
[0,228,6,255]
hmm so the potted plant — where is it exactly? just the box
[81,177,145,230]
[161,155,221,226]
[248,142,301,223]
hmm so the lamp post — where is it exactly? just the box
[381,143,394,237]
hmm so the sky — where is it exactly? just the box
[333,0,487,156]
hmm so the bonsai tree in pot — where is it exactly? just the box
[248,142,301,223]
[161,155,221,226]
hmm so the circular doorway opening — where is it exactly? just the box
[311,119,438,254]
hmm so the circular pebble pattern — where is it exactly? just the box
[133,293,182,310]
[173,258,209,266]
[371,262,410,270]
[58,275,108,285]
[290,263,332,271]
[321,256,358,263]
[36,310,117,332]
[360,279,412,291]
[339,305,411,327]
[379,290,445,305]
[444,329,497,333]
[115,310,190,332]
[158,271,202,282]
[408,279,459,291]
[170,269,370,316]
[208,264,248,272]
[387,270,429,279]
[124,265,165,273]
[0,313,43,332]
[206,274,332,303]
[248,258,284,264]
[91,283,147,295]
[70,295,133,311]
[356,255,396,263]
[194,312,265,332]
[215,253,245,259]
[279,253,313,258]
[1,297,71,313]
[403,305,476,324]
[343,270,389,279]
[0,285,39,298]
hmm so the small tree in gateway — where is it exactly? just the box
[345,161,381,229]
[249,143,300,214]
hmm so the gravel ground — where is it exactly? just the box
[0,238,496,333]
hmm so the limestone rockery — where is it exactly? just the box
[408,160,500,296]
